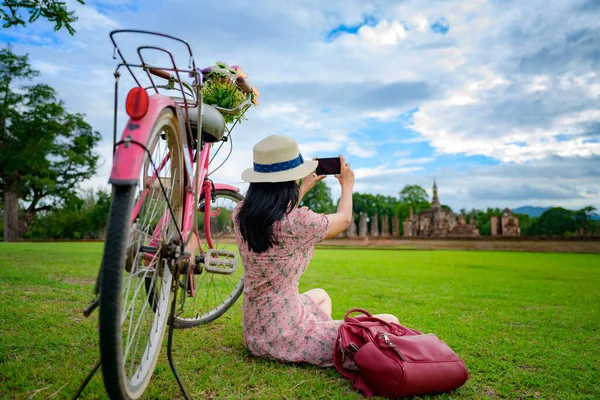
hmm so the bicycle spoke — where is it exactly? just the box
[173,190,244,327]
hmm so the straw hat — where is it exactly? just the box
[241,134,318,183]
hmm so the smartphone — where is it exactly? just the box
[316,157,341,175]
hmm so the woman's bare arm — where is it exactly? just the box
[325,156,354,239]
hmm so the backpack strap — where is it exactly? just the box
[354,376,376,398]
[344,308,372,321]
[345,309,408,335]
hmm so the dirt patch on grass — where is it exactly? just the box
[319,238,600,253]
[483,387,500,398]
[62,277,95,286]
[518,364,544,372]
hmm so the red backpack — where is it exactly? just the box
[334,309,469,398]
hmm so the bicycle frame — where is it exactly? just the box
[108,30,240,297]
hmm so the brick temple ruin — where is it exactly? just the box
[491,208,520,237]
[403,181,480,238]
[341,181,520,238]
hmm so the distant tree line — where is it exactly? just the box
[1,179,597,241]
[0,189,110,240]
[468,206,599,237]
[299,181,599,237]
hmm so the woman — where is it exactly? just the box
[234,134,398,367]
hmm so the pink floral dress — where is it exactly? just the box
[233,204,342,367]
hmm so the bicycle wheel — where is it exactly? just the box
[99,108,184,400]
[173,189,244,328]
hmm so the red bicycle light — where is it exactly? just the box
[125,87,149,120]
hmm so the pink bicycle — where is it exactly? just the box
[96,30,256,399]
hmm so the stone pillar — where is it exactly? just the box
[346,216,357,237]
[370,215,379,237]
[359,213,368,237]
[392,216,400,237]
[403,220,412,237]
[501,215,509,234]
[381,215,389,237]
[491,216,500,236]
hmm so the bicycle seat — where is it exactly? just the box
[188,103,226,142]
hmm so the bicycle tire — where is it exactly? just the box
[173,189,244,328]
[99,108,184,399]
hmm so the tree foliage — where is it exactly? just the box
[467,206,599,237]
[0,45,100,241]
[468,208,502,236]
[529,207,576,236]
[1,0,84,34]
[398,184,430,213]
[352,193,379,218]
[299,180,335,214]
[26,189,110,239]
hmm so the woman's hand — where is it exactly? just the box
[300,161,326,194]
[335,155,354,189]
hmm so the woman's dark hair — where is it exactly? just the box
[236,181,300,253]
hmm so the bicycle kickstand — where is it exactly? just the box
[72,295,102,399]
[167,260,191,400]
[72,359,101,399]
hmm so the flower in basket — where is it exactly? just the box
[196,61,259,123]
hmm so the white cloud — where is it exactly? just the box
[298,140,344,158]
[346,141,376,158]
[411,15,430,33]
[393,150,412,157]
[8,0,598,210]
[354,165,422,180]
[345,156,600,210]
[400,136,429,144]
[331,19,408,50]
[526,75,551,93]
[70,1,120,30]
[358,20,408,47]
[363,109,402,120]
[396,157,435,167]
[31,61,65,74]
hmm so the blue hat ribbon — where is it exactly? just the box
[253,153,304,173]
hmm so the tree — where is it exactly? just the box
[574,206,597,236]
[0,46,100,241]
[516,213,537,237]
[299,180,334,214]
[398,185,430,214]
[530,207,576,236]
[1,0,84,34]
[26,189,110,239]
[465,207,504,236]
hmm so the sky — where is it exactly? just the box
[2,0,599,211]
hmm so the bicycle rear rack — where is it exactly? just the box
[109,29,202,152]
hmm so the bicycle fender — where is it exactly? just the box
[109,94,176,185]
[213,183,240,193]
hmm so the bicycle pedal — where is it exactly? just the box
[204,249,237,275]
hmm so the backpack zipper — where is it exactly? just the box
[379,333,406,361]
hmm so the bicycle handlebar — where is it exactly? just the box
[146,67,254,116]
[235,76,252,94]
[148,67,172,80]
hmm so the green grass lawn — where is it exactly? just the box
[0,243,599,399]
